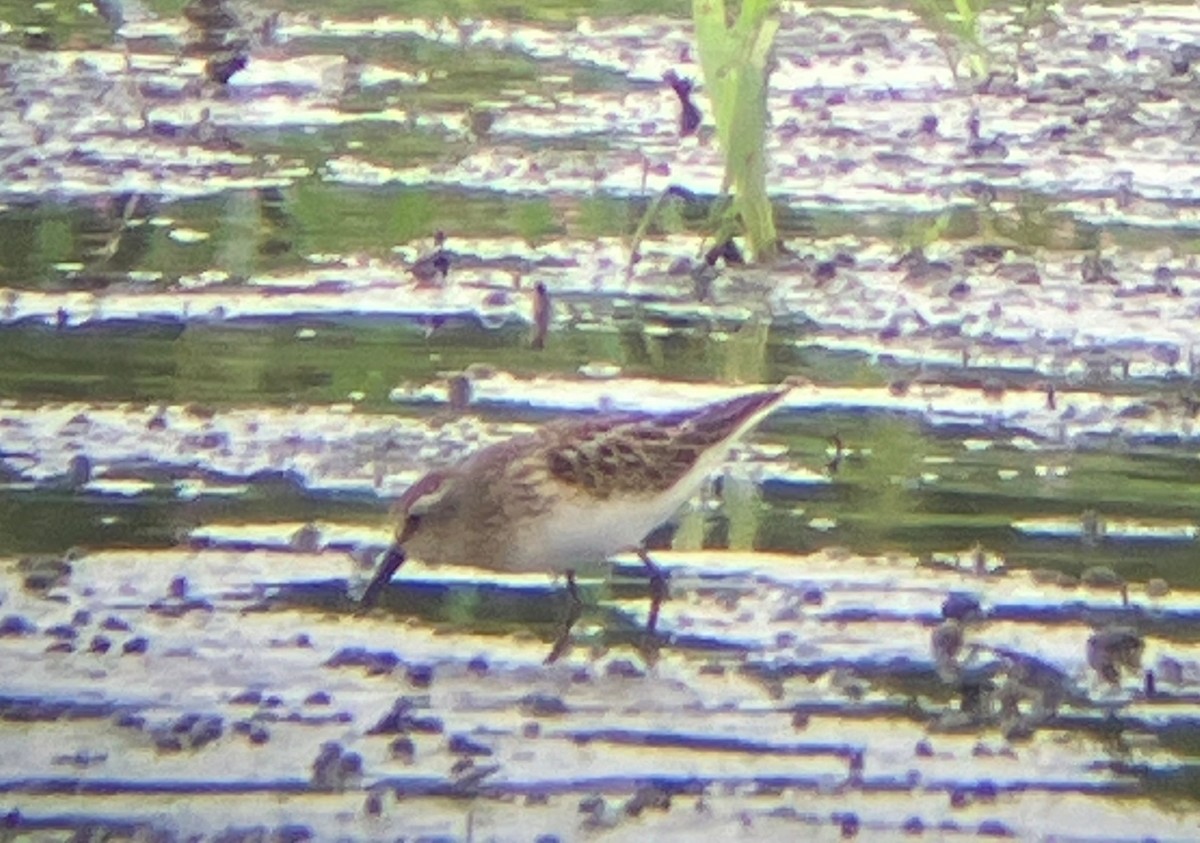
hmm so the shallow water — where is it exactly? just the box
[2,0,1200,840]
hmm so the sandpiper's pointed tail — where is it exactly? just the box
[672,382,793,449]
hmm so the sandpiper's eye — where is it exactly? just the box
[397,512,422,545]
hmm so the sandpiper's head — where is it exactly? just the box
[393,469,462,559]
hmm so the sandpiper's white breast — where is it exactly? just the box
[507,494,672,573]
[506,440,735,573]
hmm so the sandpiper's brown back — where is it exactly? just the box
[541,388,788,499]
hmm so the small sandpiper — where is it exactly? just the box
[360,384,793,661]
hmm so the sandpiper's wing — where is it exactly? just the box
[541,387,789,498]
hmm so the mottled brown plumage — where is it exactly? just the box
[543,389,787,497]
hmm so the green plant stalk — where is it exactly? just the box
[911,0,990,80]
[953,0,988,77]
[692,0,780,263]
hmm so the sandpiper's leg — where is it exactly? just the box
[545,570,582,664]
[638,549,669,634]
[358,546,407,609]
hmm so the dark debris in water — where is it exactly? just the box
[324,646,400,676]
[0,616,36,637]
[367,697,444,736]
[0,695,130,722]
[151,713,224,753]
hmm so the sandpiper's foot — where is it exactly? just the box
[635,629,663,667]
[545,571,583,664]
[638,549,669,634]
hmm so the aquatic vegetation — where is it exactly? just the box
[914,0,1061,83]
[692,0,780,262]
[1011,0,1061,65]
[911,0,991,81]
[894,209,954,256]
